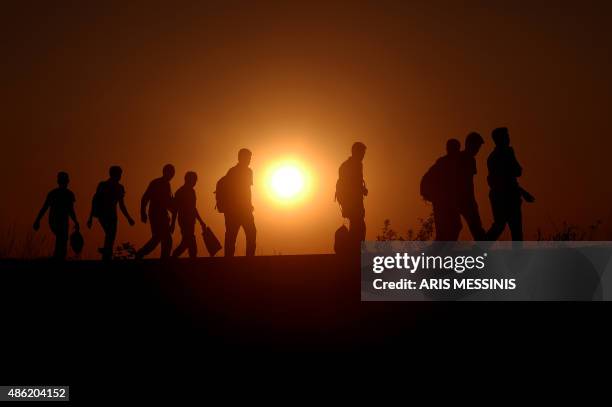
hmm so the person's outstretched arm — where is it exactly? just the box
[33,194,50,231]
[119,197,135,226]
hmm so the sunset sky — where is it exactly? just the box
[2,1,612,256]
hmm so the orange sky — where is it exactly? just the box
[2,1,612,256]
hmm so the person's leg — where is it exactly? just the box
[243,213,257,257]
[101,217,117,261]
[486,192,508,241]
[347,214,365,253]
[224,214,239,257]
[137,237,160,258]
[174,222,195,258]
[159,213,172,259]
[52,231,61,259]
[348,204,366,246]
[187,234,197,258]
[508,201,523,242]
[137,220,161,258]
[449,211,462,241]
[434,204,461,241]
[447,207,462,241]
[172,232,188,258]
[433,206,443,240]
[52,222,68,260]
[461,200,486,241]
[433,204,447,241]
[183,221,197,259]
[160,226,172,259]
[354,217,366,242]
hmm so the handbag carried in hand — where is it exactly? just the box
[202,226,222,257]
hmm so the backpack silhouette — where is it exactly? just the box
[334,177,349,208]
[420,162,442,202]
[214,175,230,213]
[334,224,351,254]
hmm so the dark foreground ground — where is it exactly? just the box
[0,254,610,401]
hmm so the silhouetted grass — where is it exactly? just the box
[113,242,137,260]
[376,213,435,241]
[0,225,51,259]
[1,217,608,259]
[0,224,17,258]
[377,217,605,242]
[536,220,603,241]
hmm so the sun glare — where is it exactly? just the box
[265,160,311,205]
[271,166,304,198]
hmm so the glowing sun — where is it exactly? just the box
[271,165,305,199]
[264,160,312,205]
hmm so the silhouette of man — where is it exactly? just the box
[87,166,135,261]
[33,171,79,260]
[223,149,256,257]
[136,164,175,259]
[430,139,463,241]
[486,127,527,241]
[456,132,487,240]
[171,171,205,259]
[336,142,368,247]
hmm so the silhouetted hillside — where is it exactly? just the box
[1,254,610,399]
[1,255,428,382]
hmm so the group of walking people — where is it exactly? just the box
[33,128,531,260]
[421,127,534,242]
[34,149,256,260]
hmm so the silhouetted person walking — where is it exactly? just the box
[171,171,205,258]
[422,139,462,241]
[456,132,487,240]
[486,127,532,241]
[336,142,368,248]
[33,171,79,260]
[87,166,135,261]
[217,149,256,257]
[136,164,175,259]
